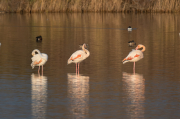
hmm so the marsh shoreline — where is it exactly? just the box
[0,0,180,13]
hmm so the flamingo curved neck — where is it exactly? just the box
[141,46,146,52]
[35,50,41,54]
[82,47,90,57]
[136,45,146,52]
[85,49,90,56]
[32,49,42,56]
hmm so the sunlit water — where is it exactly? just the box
[0,13,180,118]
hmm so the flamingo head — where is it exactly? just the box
[79,43,88,49]
[32,52,35,56]
[135,44,146,52]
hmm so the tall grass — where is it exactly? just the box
[0,0,180,13]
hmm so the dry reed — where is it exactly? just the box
[0,0,180,13]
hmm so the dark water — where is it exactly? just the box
[0,13,180,119]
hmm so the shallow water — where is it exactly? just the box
[0,13,180,118]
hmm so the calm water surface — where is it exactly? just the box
[0,13,180,119]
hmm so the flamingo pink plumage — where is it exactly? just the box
[122,44,146,73]
[67,43,90,76]
[31,49,48,75]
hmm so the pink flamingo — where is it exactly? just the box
[67,43,90,77]
[31,49,48,75]
[122,44,146,73]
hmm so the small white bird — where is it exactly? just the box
[122,44,146,73]
[67,43,90,77]
[31,49,48,75]
[128,26,132,31]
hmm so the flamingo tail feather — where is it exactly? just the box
[123,60,129,64]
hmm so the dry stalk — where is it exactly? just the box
[0,0,180,13]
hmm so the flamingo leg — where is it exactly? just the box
[78,63,80,77]
[133,62,135,74]
[42,65,43,76]
[38,65,40,75]
[76,63,77,76]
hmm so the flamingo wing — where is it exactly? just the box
[41,53,48,61]
[70,50,84,61]
[68,50,86,64]
[70,54,82,61]
[31,54,42,68]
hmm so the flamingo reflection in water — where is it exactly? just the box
[67,73,89,119]
[122,72,145,119]
[31,74,47,119]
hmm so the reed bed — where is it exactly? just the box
[0,0,180,13]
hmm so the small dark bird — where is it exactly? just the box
[36,36,42,42]
[128,40,136,47]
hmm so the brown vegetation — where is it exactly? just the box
[0,0,180,13]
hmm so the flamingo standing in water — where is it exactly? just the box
[67,43,90,77]
[31,49,48,75]
[122,44,146,73]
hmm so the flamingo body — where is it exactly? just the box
[31,53,48,68]
[123,49,143,64]
[31,49,48,75]
[68,50,89,64]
